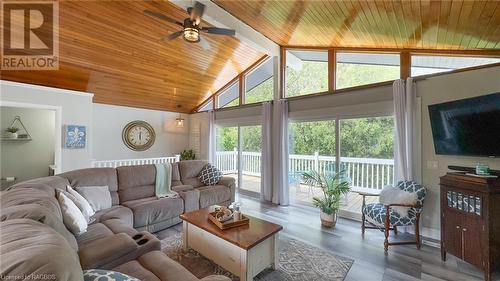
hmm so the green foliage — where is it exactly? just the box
[302,170,350,215]
[180,149,196,160]
[245,77,273,104]
[286,61,328,97]
[336,63,399,89]
[6,127,19,133]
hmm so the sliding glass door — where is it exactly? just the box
[288,120,336,205]
[287,116,395,218]
[215,126,239,188]
[215,124,262,197]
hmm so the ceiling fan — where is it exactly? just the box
[144,1,236,50]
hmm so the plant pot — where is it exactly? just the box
[320,211,337,228]
[6,132,18,139]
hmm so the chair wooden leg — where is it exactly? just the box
[393,225,398,236]
[384,205,390,253]
[415,213,421,250]
[361,195,366,236]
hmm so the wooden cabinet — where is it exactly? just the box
[440,173,500,281]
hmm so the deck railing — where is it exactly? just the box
[216,150,394,191]
[92,155,180,168]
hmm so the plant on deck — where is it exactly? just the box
[302,170,350,215]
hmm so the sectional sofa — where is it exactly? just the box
[0,160,235,281]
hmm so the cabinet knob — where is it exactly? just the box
[456,225,460,229]
[463,228,467,232]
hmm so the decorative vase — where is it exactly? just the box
[6,132,18,139]
[320,211,337,228]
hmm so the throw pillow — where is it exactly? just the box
[199,164,223,186]
[83,269,140,281]
[379,186,418,217]
[66,185,95,222]
[75,186,112,212]
[58,192,87,235]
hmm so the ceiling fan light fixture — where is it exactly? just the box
[183,27,199,42]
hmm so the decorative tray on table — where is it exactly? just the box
[208,211,249,230]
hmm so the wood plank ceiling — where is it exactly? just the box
[213,0,500,50]
[1,1,264,113]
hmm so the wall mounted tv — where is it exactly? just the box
[428,93,500,157]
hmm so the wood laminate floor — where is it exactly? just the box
[235,195,495,281]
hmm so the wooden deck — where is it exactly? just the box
[228,174,378,218]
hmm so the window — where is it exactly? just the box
[336,52,400,89]
[411,55,500,76]
[285,50,328,97]
[217,81,239,108]
[198,100,213,112]
[245,58,274,104]
[215,126,239,188]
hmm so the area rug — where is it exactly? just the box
[160,231,353,281]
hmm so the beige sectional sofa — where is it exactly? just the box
[0,160,235,281]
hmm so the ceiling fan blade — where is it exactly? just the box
[193,2,205,18]
[204,27,236,36]
[199,36,210,50]
[162,31,183,41]
[144,9,183,27]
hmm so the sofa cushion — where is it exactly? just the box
[171,162,183,186]
[0,219,83,281]
[92,205,134,227]
[116,165,156,202]
[0,186,62,220]
[66,185,95,221]
[76,223,114,246]
[60,168,119,205]
[122,197,184,228]
[83,269,140,281]
[178,160,208,187]
[113,251,199,281]
[0,203,78,251]
[197,185,231,208]
[11,176,70,192]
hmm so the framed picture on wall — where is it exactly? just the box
[64,125,86,149]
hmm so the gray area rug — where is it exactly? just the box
[160,231,353,281]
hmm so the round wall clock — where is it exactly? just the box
[122,120,156,151]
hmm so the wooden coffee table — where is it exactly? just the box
[180,208,283,281]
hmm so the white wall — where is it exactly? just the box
[92,104,189,160]
[189,112,209,160]
[1,80,93,172]
[1,107,55,181]
[416,66,500,236]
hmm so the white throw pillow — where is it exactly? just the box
[379,186,418,217]
[66,185,95,222]
[75,186,112,212]
[58,192,87,235]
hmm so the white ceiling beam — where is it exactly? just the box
[169,0,279,56]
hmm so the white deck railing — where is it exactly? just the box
[92,155,180,168]
[216,150,394,191]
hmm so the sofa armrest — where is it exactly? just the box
[179,189,200,213]
[218,176,236,202]
[172,185,194,192]
[79,233,138,269]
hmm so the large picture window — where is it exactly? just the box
[245,58,274,104]
[336,52,400,89]
[285,50,328,97]
[411,55,500,76]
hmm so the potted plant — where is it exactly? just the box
[302,170,350,228]
[180,149,196,160]
[5,127,19,139]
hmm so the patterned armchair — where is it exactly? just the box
[360,181,427,252]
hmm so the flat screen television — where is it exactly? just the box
[428,93,500,157]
